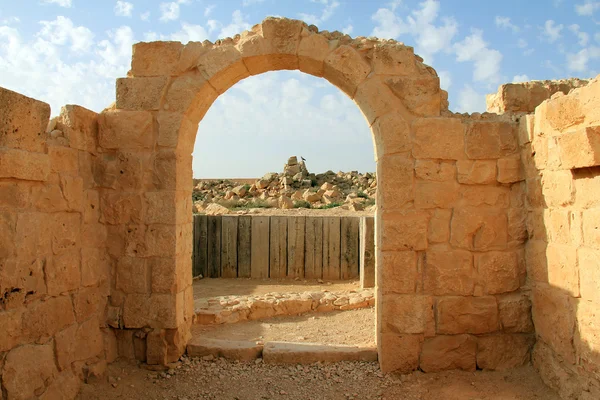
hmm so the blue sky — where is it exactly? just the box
[0,0,598,177]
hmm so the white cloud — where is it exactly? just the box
[242,0,265,6]
[140,11,150,21]
[454,29,503,84]
[566,47,600,72]
[299,0,340,26]
[159,0,190,22]
[495,16,519,33]
[38,16,94,52]
[575,1,600,16]
[517,38,527,48]
[41,0,72,7]
[371,0,458,63]
[217,10,251,38]
[456,85,485,113]
[569,24,590,46]
[542,20,563,43]
[342,24,353,35]
[204,5,216,17]
[171,23,209,43]
[115,1,134,17]
[437,70,451,91]
[512,74,529,83]
[207,20,220,33]
[1,16,20,25]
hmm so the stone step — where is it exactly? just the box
[186,337,263,362]
[262,342,378,364]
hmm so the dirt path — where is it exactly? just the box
[77,359,559,400]
[193,308,376,346]
[193,279,361,299]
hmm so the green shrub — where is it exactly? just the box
[231,198,272,210]
[317,202,342,209]
[357,191,368,199]
[293,200,311,209]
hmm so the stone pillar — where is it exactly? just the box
[360,216,375,288]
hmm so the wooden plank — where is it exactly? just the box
[287,216,306,278]
[195,215,208,278]
[237,216,252,278]
[341,217,360,280]
[269,216,288,278]
[207,215,221,278]
[360,216,375,288]
[250,216,269,279]
[192,215,199,277]
[221,216,238,278]
[304,216,323,280]
[322,216,341,280]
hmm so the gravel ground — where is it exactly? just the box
[193,279,361,300]
[77,358,559,400]
[227,208,374,217]
[193,308,376,346]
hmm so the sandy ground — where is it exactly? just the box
[228,207,374,217]
[193,278,361,300]
[77,359,559,400]
[193,308,376,347]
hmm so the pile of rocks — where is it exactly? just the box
[193,156,376,213]
[194,288,375,325]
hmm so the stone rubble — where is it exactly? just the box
[192,156,377,213]
[194,288,375,325]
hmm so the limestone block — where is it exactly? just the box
[0,308,22,352]
[2,343,58,400]
[575,300,600,373]
[146,224,178,257]
[149,256,181,294]
[0,181,30,209]
[380,251,419,294]
[22,295,75,342]
[122,293,184,329]
[412,117,465,160]
[39,369,81,400]
[372,44,418,76]
[573,167,600,209]
[323,45,371,97]
[48,206,81,254]
[188,337,263,362]
[424,249,474,296]
[450,208,508,251]
[497,158,524,183]
[380,210,429,251]
[46,249,82,295]
[498,293,534,333]
[145,191,189,225]
[436,296,499,335]
[415,160,456,182]
[82,222,108,249]
[475,251,524,295]
[532,285,577,364]
[546,208,570,244]
[507,208,527,246]
[100,191,144,225]
[237,31,298,75]
[456,160,496,184]
[156,112,196,149]
[428,209,451,244]
[415,181,459,209]
[525,240,549,284]
[385,75,441,117]
[60,175,84,211]
[197,45,249,93]
[146,329,168,365]
[48,145,78,174]
[131,41,183,77]
[0,148,50,181]
[541,170,574,207]
[116,257,149,294]
[579,247,600,303]
[355,77,406,126]
[0,86,50,152]
[382,294,434,335]
[545,244,580,297]
[261,17,305,55]
[31,182,68,212]
[116,76,168,110]
[532,340,582,400]
[57,104,99,152]
[98,110,153,150]
[465,120,518,159]
[583,208,600,249]
[377,154,414,210]
[420,335,477,372]
[114,329,135,359]
[476,334,534,370]
[542,92,585,132]
[378,333,423,373]
[55,318,104,370]
[73,286,108,323]
[81,247,110,288]
[297,31,331,77]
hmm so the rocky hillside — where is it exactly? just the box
[193,156,376,214]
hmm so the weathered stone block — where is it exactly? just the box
[116,257,149,294]
[497,158,524,183]
[0,86,50,152]
[49,145,78,174]
[428,209,451,244]
[0,308,22,352]
[498,293,534,333]
[414,181,459,209]
[476,334,534,370]
[380,210,429,251]
[450,208,508,251]
[39,369,81,400]
[420,334,477,372]
[297,31,331,77]
[415,160,455,182]
[116,76,168,111]
[475,251,524,295]
[146,329,169,365]
[377,154,414,210]
[542,92,585,132]
[73,286,108,323]
[436,296,499,334]
[131,41,183,76]
[163,71,218,120]
[583,208,600,249]
[0,148,50,181]
[371,112,411,159]
[385,75,441,117]
[81,247,110,287]
[412,118,465,160]
[2,343,58,400]
[380,251,419,294]
[545,244,580,297]
[46,249,82,295]
[100,191,144,225]
[98,110,153,150]
[575,299,600,373]
[323,45,371,97]
[22,295,75,341]
[123,293,184,329]
[57,104,99,152]
[579,247,600,303]
[382,294,434,335]
[541,170,574,207]
[355,77,406,126]
[424,249,474,295]
[55,317,104,370]
[465,120,518,159]
[457,160,497,184]
[378,333,423,373]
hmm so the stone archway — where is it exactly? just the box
[102,17,523,373]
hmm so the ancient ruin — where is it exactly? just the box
[0,16,599,400]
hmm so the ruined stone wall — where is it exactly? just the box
[514,77,600,399]
[0,87,112,399]
[377,112,534,373]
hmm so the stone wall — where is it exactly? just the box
[0,87,111,399]
[512,77,600,399]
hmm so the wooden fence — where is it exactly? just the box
[192,215,374,280]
